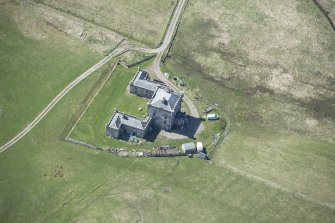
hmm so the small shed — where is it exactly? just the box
[198,152,207,160]
[182,142,196,154]
[197,142,203,152]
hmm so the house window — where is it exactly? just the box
[164,114,168,119]
[164,120,167,124]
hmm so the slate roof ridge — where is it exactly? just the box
[149,88,183,112]
[108,110,151,130]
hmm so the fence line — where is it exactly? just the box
[65,63,118,139]
[65,137,98,150]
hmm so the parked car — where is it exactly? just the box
[207,114,219,120]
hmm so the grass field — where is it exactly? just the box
[1,0,335,222]
[0,71,334,222]
[0,3,100,146]
[69,61,221,150]
[164,0,335,205]
[32,0,177,47]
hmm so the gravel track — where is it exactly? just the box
[0,0,191,153]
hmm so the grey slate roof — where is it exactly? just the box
[150,88,182,112]
[132,70,160,92]
[198,152,207,160]
[108,111,151,130]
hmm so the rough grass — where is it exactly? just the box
[33,0,177,47]
[316,0,335,28]
[1,0,335,222]
[214,122,335,204]
[0,4,100,145]
[0,70,334,222]
[21,0,124,54]
[164,0,335,207]
[167,0,335,140]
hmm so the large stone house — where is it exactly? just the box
[147,88,182,131]
[129,69,161,99]
[106,69,185,139]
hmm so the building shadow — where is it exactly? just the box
[118,116,202,143]
[118,133,132,142]
[145,128,161,142]
[170,115,202,139]
[117,128,161,143]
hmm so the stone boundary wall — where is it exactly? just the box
[120,55,156,68]
[65,136,185,158]
[65,137,98,150]
[207,113,231,159]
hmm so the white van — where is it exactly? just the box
[207,114,219,120]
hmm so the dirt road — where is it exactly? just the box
[0,0,196,153]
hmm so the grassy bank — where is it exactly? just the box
[0,4,100,145]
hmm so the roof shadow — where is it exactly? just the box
[144,128,161,142]
[170,115,202,139]
[146,115,202,142]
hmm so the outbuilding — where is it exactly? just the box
[198,152,207,160]
[182,142,196,154]
[197,142,203,152]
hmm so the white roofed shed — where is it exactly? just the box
[197,142,203,152]
[182,142,196,154]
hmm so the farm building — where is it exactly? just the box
[106,110,152,138]
[182,142,196,154]
[106,69,185,139]
[198,152,207,160]
[129,69,162,99]
[197,142,203,151]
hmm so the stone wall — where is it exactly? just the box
[175,100,181,112]
[65,137,184,157]
[129,84,155,99]
[122,124,148,138]
[106,126,120,138]
[147,106,174,130]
